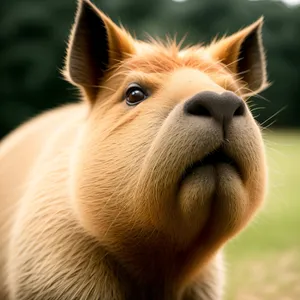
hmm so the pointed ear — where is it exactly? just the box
[208,18,268,96]
[64,0,135,101]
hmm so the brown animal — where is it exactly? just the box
[0,0,269,299]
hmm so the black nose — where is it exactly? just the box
[184,91,246,127]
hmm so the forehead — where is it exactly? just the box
[119,41,241,93]
[124,42,221,73]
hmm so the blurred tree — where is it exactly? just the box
[0,0,299,138]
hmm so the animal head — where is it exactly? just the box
[66,0,268,285]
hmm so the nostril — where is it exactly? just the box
[193,105,211,117]
[185,101,212,117]
[233,103,245,117]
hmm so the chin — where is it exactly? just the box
[133,100,267,253]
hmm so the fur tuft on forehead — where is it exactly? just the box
[124,40,217,73]
[109,39,242,96]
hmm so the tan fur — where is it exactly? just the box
[0,0,269,299]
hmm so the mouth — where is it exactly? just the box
[180,147,242,183]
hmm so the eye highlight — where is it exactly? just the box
[125,83,148,106]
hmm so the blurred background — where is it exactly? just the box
[0,0,299,299]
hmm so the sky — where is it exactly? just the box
[281,0,300,4]
[250,0,300,5]
[261,0,300,5]
[173,0,300,5]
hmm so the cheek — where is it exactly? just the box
[230,115,268,204]
[68,115,163,241]
[221,115,267,233]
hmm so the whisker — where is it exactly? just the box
[249,93,271,103]
[260,106,287,127]
[250,106,265,112]
[261,119,278,130]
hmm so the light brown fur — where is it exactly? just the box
[0,0,269,299]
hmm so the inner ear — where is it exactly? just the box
[237,27,265,92]
[68,1,109,90]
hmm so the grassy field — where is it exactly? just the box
[225,131,300,300]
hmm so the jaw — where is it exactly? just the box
[131,102,267,283]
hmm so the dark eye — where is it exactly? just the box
[125,84,148,106]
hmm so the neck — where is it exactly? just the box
[103,245,223,300]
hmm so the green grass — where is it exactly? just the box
[225,130,300,300]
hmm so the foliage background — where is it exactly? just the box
[1,0,300,299]
[1,0,300,138]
